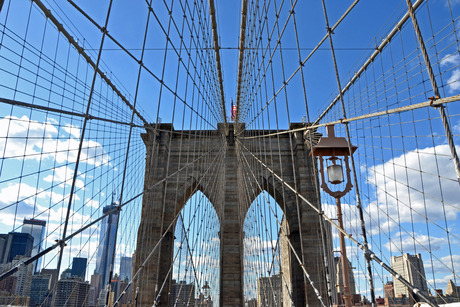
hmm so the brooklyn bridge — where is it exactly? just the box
[0,0,459,307]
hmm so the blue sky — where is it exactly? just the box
[0,0,460,303]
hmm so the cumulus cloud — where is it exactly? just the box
[425,254,460,275]
[446,69,460,93]
[384,233,449,253]
[441,54,460,67]
[440,53,460,93]
[85,198,100,209]
[367,144,460,224]
[0,115,110,166]
[63,124,81,139]
[244,235,278,255]
[43,165,85,189]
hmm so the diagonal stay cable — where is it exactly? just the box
[313,0,424,125]
[31,0,150,127]
[0,141,222,283]
[237,142,327,307]
[208,0,227,125]
[61,0,218,127]
[239,94,460,140]
[238,0,361,132]
[113,145,225,306]
[237,139,438,307]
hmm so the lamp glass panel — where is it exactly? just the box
[327,164,343,184]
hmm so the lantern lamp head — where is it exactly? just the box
[312,125,357,198]
[326,157,344,184]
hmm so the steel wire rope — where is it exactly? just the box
[165,6,216,304]
[30,0,151,127]
[407,0,460,294]
[164,194,207,306]
[424,0,459,289]
[153,194,216,307]
[237,0,270,124]
[170,190,219,306]
[238,0,290,125]
[274,0,316,302]
[314,0,425,126]
[112,145,225,306]
[101,0,155,303]
[53,1,114,286]
[238,143,327,307]
[238,138,439,307]
[152,0,223,124]
[239,157,294,305]
[0,138,221,283]
[359,148,460,242]
[139,0,184,296]
[5,1,34,234]
[289,0,337,301]
[239,0,362,131]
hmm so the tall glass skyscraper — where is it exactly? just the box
[71,257,87,280]
[119,256,132,281]
[94,202,119,291]
[21,219,46,274]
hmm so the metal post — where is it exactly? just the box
[337,197,353,307]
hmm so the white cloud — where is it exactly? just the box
[0,115,110,166]
[441,54,460,67]
[426,254,460,275]
[440,53,460,93]
[243,236,278,255]
[0,182,49,206]
[384,233,449,253]
[453,122,460,135]
[446,69,460,94]
[63,124,81,139]
[368,144,460,224]
[43,165,85,189]
[85,198,100,209]
[189,254,219,269]
[0,115,58,158]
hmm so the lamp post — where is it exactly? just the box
[312,125,357,307]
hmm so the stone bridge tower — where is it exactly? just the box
[133,123,329,307]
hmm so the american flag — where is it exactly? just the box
[231,100,236,121]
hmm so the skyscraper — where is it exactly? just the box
[21,219,46,274]
[391,253,428,301]
[0,255,34,296]
[257,274,283,307]
[0,232,34,263]
[71,257,87,280]
[170,280,195,307]
[119,256,132,281]
[29,274,52,307]
[55,277,90,307]
[94,201,119,302]
[334,256,357,295]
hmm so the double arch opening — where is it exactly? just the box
[169,186,292,307]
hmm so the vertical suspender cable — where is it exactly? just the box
[50,0,114,285]
[404,0,460,185]
[319,1,377,306]
[104,1,155,305]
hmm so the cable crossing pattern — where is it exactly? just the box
[0,0,459,307]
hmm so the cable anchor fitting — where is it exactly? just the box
[55,239,67,248]
[428,95,440,108]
